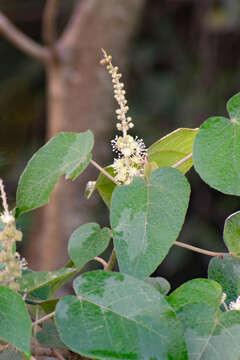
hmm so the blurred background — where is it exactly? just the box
[1,0,240,291]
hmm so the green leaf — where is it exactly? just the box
[16,131,94,216]
[193,98,240,195]
[208,255,240,306]
[55,270,187,359]
[177,302,240,359]
[144,277,171,295]
[223,211,240,256]
[168,278,222,312]
[68,223,111,269]
[95,167,116,208]
[18,267,76,294]
[0,286,31,356]
[111,167,190,279]
[37,321,67,349]
[148,128,198,174]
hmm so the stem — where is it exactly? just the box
[52,349,66,360]
[32,311,55,327]
[172,153,192,169]
[42,0,59,46]
[174,240,228,258]
[105,249,117,271]
[0,12,50,62]
[90,159,118,184]
[94,256,108,269]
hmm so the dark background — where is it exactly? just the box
[1,0,240,290]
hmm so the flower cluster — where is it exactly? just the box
[101,50,146,185]
[229,295,240,311]
[0,179,25,291]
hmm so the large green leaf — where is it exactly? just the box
[0,286,31,356]
[110,167,190,279]
[168,278,222,312]
[148,128,198,174]
[16,131,94,216]
[177,302,240,359]
[193,93,240,195]
[18,267,76,294]
[55,270,187,359]
[68,223,111,269]
[223,211,240,256]
[208,255,240,306]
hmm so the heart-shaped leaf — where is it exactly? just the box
[223,211,240,256]
[55,270,187,359]
[94,167,116,208]
[144,276,171,295]
[16,131,94,216]
[168,278,222,312]
[111,167,190,279]
[208,255,240,306]
[148,128,198,174]
[68,223,111,269]
[193,93,240,195]
[0,286,31,357]
[177,302,240,360]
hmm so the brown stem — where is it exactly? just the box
[42,0,59,46]
[52,349,66,360]
[90,159,118,184]
[105,249,117,271]
[174,240,228,258]
[32,311,55,327]
[0,11,50,62]
[172,153,193,169]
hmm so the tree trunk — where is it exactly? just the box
[26,0,146,270]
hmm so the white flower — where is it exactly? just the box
[229,296,240,310]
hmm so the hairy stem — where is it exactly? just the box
[174,240,228,258]
[90,159,118,184]
[32,311,55,327]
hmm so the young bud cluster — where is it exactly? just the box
[0,222,23,291]
[101,50,147,185]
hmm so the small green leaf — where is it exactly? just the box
[37,321,67,349]
[95,167,116,208]
[148,128,198,174]
[208,255,240,306]
[223,211,240,255]
[193,98,240,195]
[0,286,31,356]
[18,267,76,294]
[68,223,111,269]
[144,277,171,295]
[55,270,187,359]
[168,278,222,312]
[111,167,190,279]
[16,131,94,216]
[178,302,240,359]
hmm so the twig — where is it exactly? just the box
[32,311,55,327]
[0,344,9,353]
[52,349,66,360]
[0,11,50,62]
[90,159,118,185]
[42,0,59,46]
[172,153,192,169]
[33,304,39,337]
[174,240,228,258]
[94,256,108,269]
[105,249,117,271]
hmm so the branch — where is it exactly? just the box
[42,0,59,46]
[174,240,228,258]
[58,0,97,50]
[31,311,55,326]
[0,11,50,62]
[94,256,108,269]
